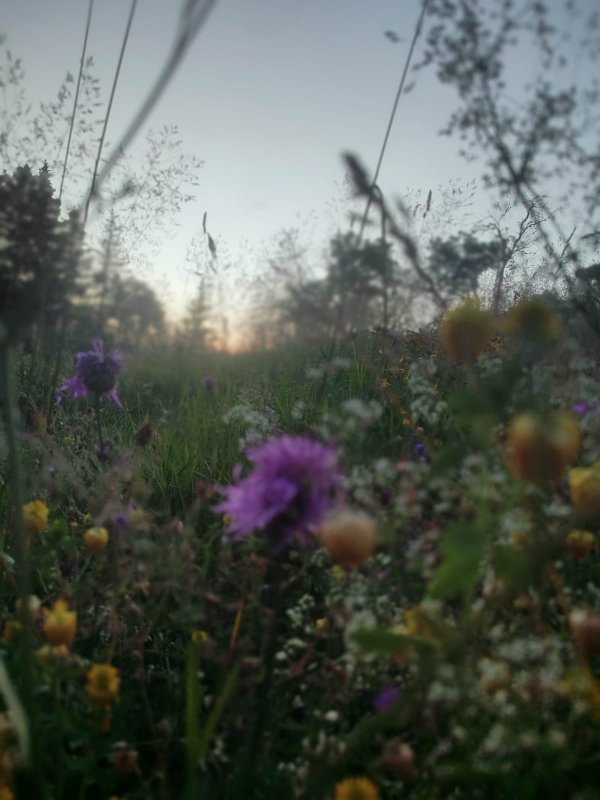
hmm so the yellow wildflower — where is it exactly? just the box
[84,526,109,555]
[42,599,77,648]
[86,664,121,707]
[22,500,49,536]
[569,461,600,513]
[334,777,381,800]
[2,622,21,644]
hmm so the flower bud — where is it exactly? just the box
[318,510,377,569]
[569,461,600,513]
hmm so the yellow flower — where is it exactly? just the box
[439,300,494,362]
[315,617,328,632]
[2,622,22,644]
[569,461,600,513]
[22,500,49,536]
[191,630,209,644]
[84,526,109,554]
[36,644,70,663]
[86,664,120,707]
[318,510,377,569]
[565,529,596,560]
[505,411,581,482]
[42,599,77,648]
[334,777,381,800]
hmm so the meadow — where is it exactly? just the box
[2,0,600,796]
[2,294,600,799]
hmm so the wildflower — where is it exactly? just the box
[42,599,77,648]
[334,776,381,800]
[216,435,341,551]
[318,509,377,569]
[202,374,217,392]
[505,411,581,482]
[373,685,401,713]
[570,610,600,659]
[569,461,600,512]
[571,401,599,418]
[36,644,70,663]
[57,338,123,406]
[504,297,562,342]
[22,500,49,536]
[2,622,22,644]
[380,739,416,779]
[439,300,494,362]
[84,526,109,554]
[565,529,596,560]
[86,664,121,707]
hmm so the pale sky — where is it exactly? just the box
[2,0,595,331]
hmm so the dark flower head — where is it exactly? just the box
[57,338,123,406]
[202,374,217,392]
[215,435,341,551]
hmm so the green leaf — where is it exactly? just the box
[353,627,437,656]
[429,521,487,600]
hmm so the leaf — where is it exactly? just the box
[429,521,488,600]
[0,659,30,765]
[353,627,437,656]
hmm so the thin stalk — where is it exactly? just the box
[59,0,94,203]
[0,342,44,797]
[93,393,104,452]
[84,0,138,225]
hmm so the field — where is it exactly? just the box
[2,305,600,800]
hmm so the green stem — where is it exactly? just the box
[0,340,44,796]
[93,393,104,453]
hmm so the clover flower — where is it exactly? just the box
[216,435,341,551]
[57,338,123,406]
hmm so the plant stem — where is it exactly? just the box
[93,393,104,453]
[0,340,44,796]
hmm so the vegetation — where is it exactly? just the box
[1,1,600,798]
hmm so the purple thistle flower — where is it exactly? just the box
[215,435,342,551]
[57,338,124,406]
[374,685,401,713]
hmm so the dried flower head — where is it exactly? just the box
[505,411,581,482]
[504,297,562,342]
[86,664,121,707]
[318,509,377,568]
[57,338,123,405]
[22,500,49,536]
[42,599,77,648]
[216,435,341,551]
[439,299,494,362]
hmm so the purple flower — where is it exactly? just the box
[215,435,341,551]
[413,442,430,464]
[202,374,217,392]
[57,338,123,406]
[374,685,401,713]
[571,401,599,418]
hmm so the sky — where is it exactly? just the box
[2,0,595,336]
